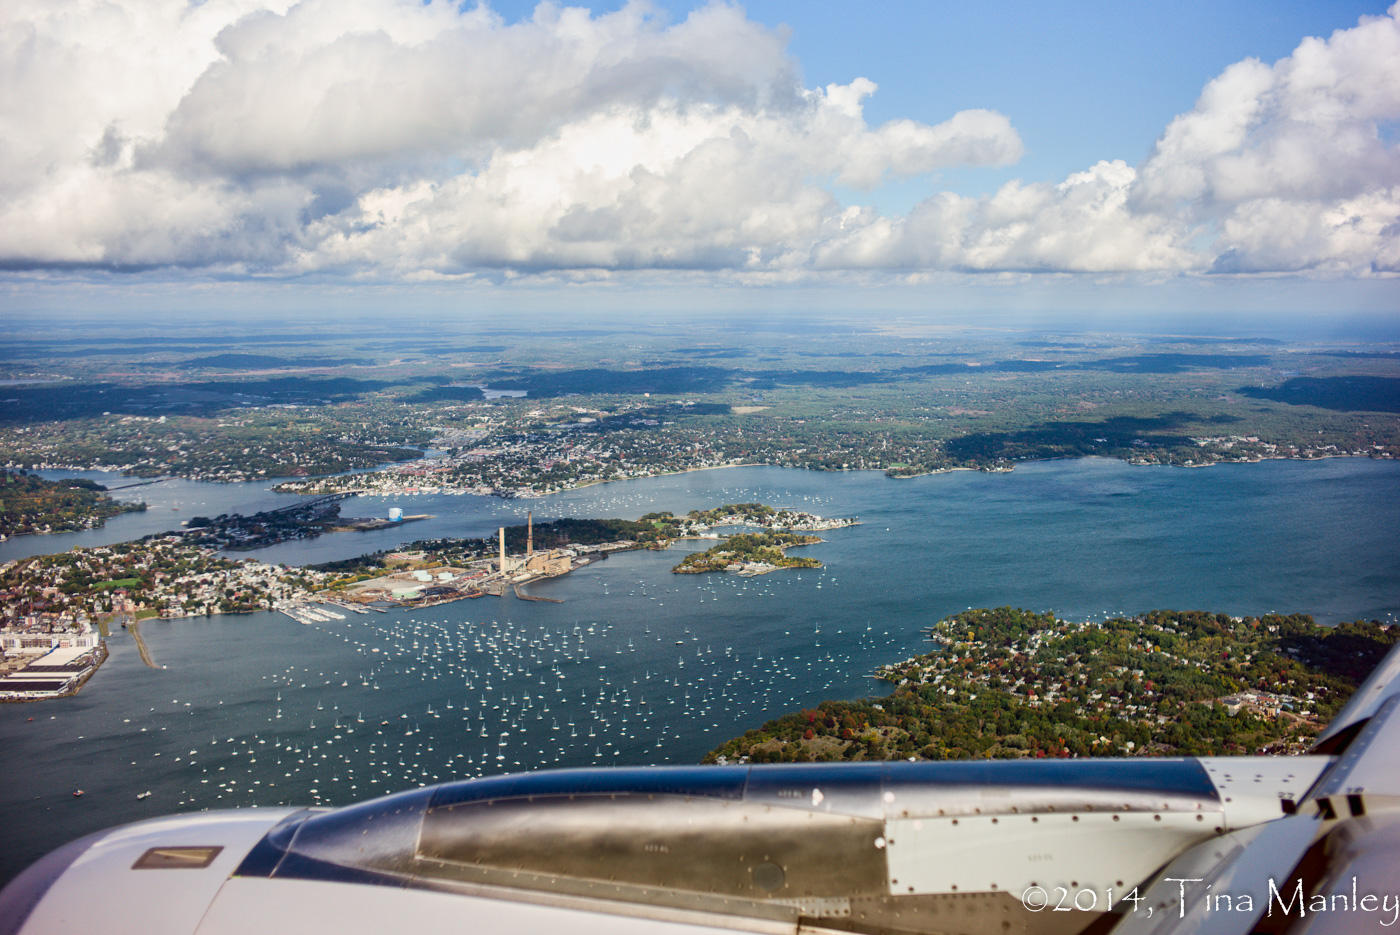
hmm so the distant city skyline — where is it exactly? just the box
[2,1,1397,319]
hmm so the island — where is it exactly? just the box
[672,531,823,575]
[705,606,1398,764]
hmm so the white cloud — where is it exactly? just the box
[296,89,1025,274]
[0,0,1396,279]
[813,5,1400,278]
[812,161,1195,274]
[1211,188,1400,274]
[0,0,1021,273]
[149,0,804,177]
[1132,4,1400,273]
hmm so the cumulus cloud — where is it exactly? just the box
[1130,4,1400,273]
[0,0,1021,274]
[150,0,804,177]
[0,0,1396,279]
[813,5,1400,277]
[812,161,1196,274]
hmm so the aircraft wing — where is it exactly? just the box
[3,642,1399,935]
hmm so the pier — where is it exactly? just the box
[128,619,158,668]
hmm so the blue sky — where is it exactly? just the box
[780,1,1391,210]
[500,1,1389,207]
[2,0,1397,320]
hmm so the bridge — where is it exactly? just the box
[265,492,354,517]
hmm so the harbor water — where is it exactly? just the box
[1,457,1398,884]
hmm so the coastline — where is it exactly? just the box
[884,450,1393,480]
[25,451,1395,504]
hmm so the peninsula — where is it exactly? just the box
[707,606,1398,764]
[0,500,856,689]
[0,469,145,540]
[178,495,431,551]
[0,537,328,700]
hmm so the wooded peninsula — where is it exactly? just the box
[707,607,1397,764]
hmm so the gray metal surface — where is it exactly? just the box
[1285,814,1400,934]
[1107,815,1324,934]
[15,756,1378,935]
[419,794,888,900]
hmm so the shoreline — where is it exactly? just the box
[24,451,1395,502]
[883,450,1393,480]
[278,460,768,500]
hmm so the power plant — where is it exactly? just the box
[496,512,569,578]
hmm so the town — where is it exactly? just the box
[0,470,146,539]
[0,538,328,700]
[8,340,1395,507]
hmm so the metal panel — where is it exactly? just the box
[429,766,749,809]
[1308,694,1400,802]
[14,810,294,935]
[878,759,1221,821]
[880,759,1218,799]
[745,763,884,819]
[196,877,798,935]
[1107,814,1323,935]
[884,811,1218,904]
[1196,756,1331,828]
[1286,814,1400,934]
[420,794,888,900]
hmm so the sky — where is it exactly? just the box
[2,0,1398,321]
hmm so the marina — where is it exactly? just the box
[277,603,350,626]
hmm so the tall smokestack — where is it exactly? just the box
[498,526,506,573]
[527,511,534,558]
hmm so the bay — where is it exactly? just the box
[1,456,1397,885]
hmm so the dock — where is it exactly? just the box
[513,584,563,604]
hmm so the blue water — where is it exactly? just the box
[1,457,1397,884]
